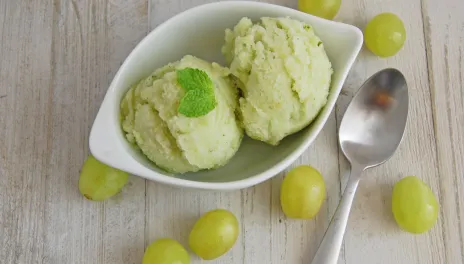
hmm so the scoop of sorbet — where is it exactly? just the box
[120,55,243,173]
[222,17,333,145]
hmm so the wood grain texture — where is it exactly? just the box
[1,1,149,263]
[336,0,447,263]
[147,2,242,263]
[0,0,463,263]
[0,1,53,263]
[422,0,464,262]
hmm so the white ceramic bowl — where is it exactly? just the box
[89,1,363,190]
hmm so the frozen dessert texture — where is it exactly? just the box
[119,17,333,174]
[120,55,243,174]
[222,17,333,145]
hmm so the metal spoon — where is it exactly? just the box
[311,68,409,264]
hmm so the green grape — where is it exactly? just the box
[364,13,406,57]
[298,0,341,20]
[78,155,128,201]
[280,165,326,219]
[392,176,439,234]
[142,238,190,264]
[189,209,239,260]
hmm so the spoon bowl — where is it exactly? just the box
[340,68,408,168]
[311,68,408,264]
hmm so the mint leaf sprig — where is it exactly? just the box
[176,68,217,117]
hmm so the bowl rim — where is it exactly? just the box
[90,0,364,190]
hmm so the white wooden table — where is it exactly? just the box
[1,0,463,263]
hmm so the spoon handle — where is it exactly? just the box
[310,164,364,264]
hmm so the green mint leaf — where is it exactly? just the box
[176,67,217,118]
[178,89,217,117]
[177,68,214,92]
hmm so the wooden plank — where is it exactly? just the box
[257,0,344,261]
[336,0,446,263]
[144,185,243,263]
[269,113,343,263]
[0,1,53,263]
[146,2,244,263]
[103,1,149,263]
[40,1,148,263]
[422,0,464,263]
